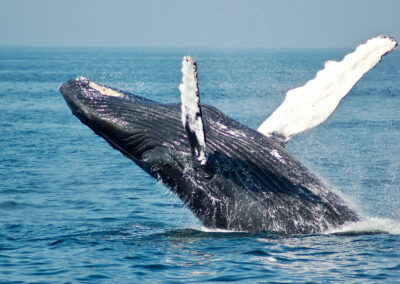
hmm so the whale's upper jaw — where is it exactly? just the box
[59,77,177,164]
[59,76,131,123]
[59,77,128,145]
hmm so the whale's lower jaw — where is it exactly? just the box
[60,78,359,234]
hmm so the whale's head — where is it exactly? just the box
[60,77,223,223]
[59,77,191,169]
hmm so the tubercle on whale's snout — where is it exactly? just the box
[59,76,91,93]
[75,76,90,86]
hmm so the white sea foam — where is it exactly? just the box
[325,217,400,235]
[198,215,400,235]
[200,226,243,233]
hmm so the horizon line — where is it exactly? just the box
[0,44,358,50]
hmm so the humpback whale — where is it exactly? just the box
[60,36,397,234]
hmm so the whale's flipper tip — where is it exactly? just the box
[378,35,398,45]
[179,56,207,166]
[365,35,398,58]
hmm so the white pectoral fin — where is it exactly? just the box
[179,56,207,165]
[257,36,398,144]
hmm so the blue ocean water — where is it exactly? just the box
[0,46,399,283]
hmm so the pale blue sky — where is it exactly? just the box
[1,0,399,48]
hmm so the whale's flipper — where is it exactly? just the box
[258,36,398,145]
[179,56,207,165]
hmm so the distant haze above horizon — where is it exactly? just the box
[1,0,399,48]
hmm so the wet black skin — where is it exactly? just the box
[60,77,359,234]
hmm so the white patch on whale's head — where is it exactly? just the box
[87,80,123,98]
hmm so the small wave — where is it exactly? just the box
[200,226,241,233]
[326,217,400,235]
[199,227,288,239]
[0,201,39,210]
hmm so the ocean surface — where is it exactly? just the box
[0,46,399,283]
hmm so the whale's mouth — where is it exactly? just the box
[60,76,130,124]
[60,77,130,149]
[59,77,170,162]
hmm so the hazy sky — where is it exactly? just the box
[1,0,399,48]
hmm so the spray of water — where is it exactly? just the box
[326,217,400,235]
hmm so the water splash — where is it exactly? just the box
[326,217,400,235]
[200,226,241,233]
[199,216,400,236]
